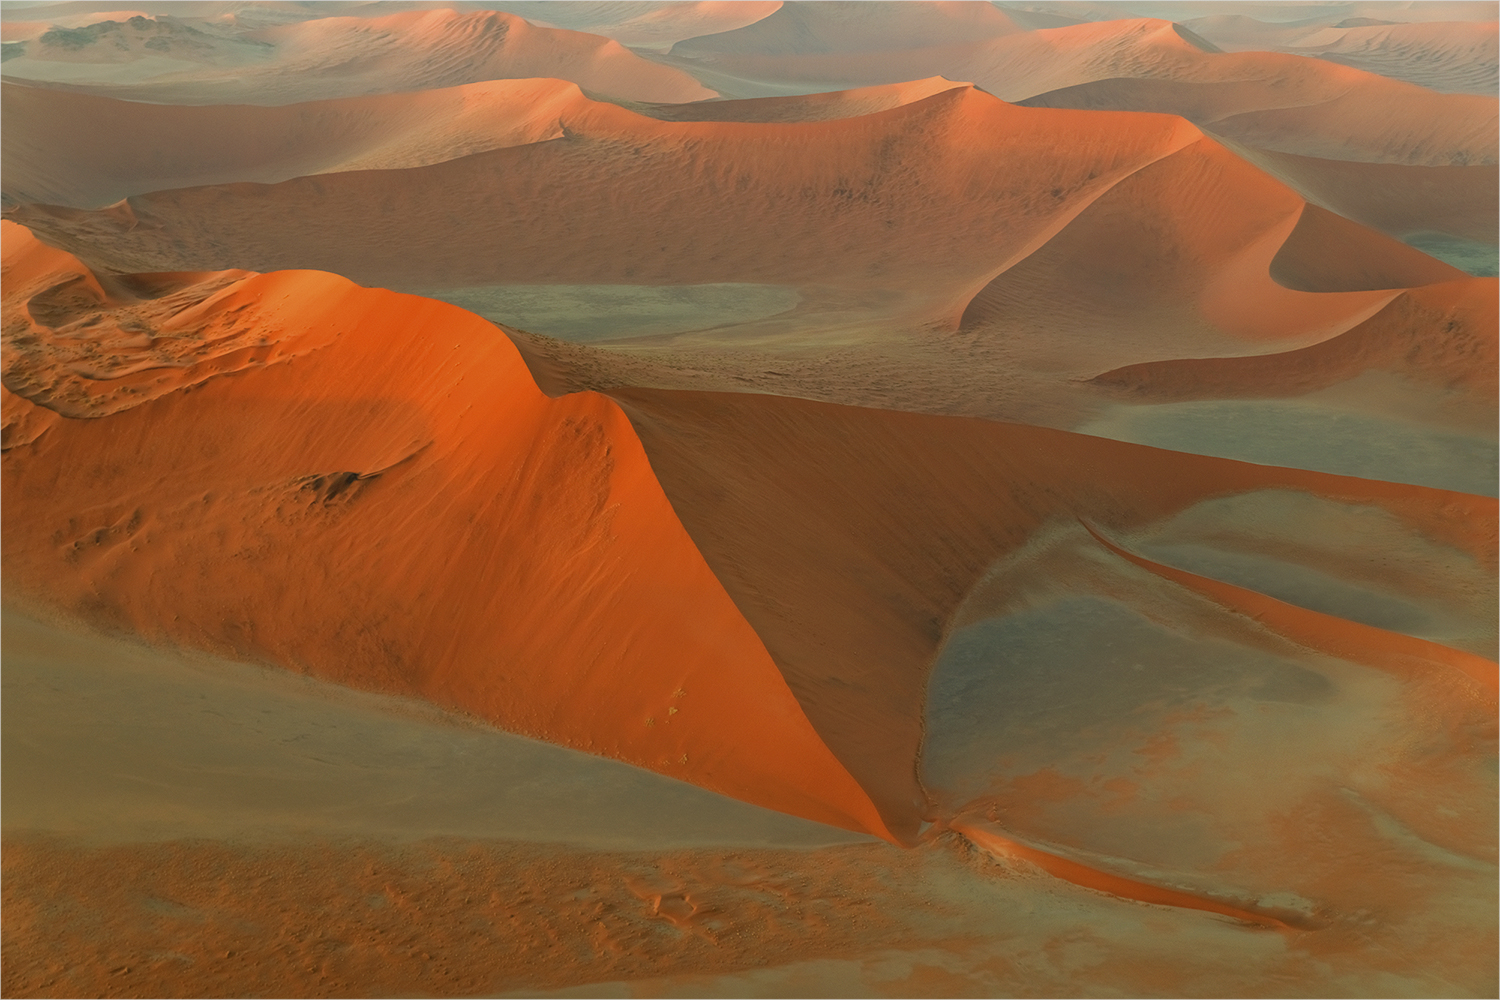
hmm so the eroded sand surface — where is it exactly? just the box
[1,0,1496,996]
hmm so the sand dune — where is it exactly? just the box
[959,136,1464,369]
[497,0,782,52]
[7,81,1465,357]
[0,221,889,840]
[1,77,593,208]
[1090,278,1498,417]
[670,9,1496,165]
[612,386,1495,838]
[1184,14,1499,94]
[1228,141,1499,243]
[1,7,713,104]
[663,6,1495,238]
[8,219,1491,844]
[0,76,969,211]
[3,85,1206,331]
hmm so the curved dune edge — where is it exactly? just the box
[1079,520,1499,695]
[1089,277,1499,406]
[609,387,1497,840]
[947,817,1304,930]
[0,222,892,842]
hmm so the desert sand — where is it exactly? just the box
[2,1,1496,997]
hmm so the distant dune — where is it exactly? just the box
[6,81,1467,359]
[1,78,593,208]
[1,7,714,104]
[1183,13,1499,94]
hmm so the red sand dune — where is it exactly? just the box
[640,76,969,123]
[6,82,1466,357]
[514,0,782,52]
[1230,143,1498,243]
[0,76,969,210]
[671,0,1024,56]
[672,9,1496,163]
[1089,278,1499,410]
[666,6,1495,237]
[1185,14,1499,95]
[0,78,593,209]
[0,220,890,841]
[2,7,714,105]
[959,137,1464,368]
[3,85,1206,330]
[7,221,1493,843]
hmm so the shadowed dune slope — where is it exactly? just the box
[610,386,1496,840]
[0,78,596,209]
[0,222,890,841]
[1,7,714,104]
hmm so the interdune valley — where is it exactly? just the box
[1,1,1495,998]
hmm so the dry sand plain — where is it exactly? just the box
[1,1,1496,997]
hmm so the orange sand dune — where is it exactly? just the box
[1091,278,1499,410]
[639,76,969,123]
[671,0,1024,56]
[1,78,593,209]
[670,12,1496,168]
[4,85,1207,330]
[1229,142,1498,243]
[959,136,1464,369]
[7,82,1464,352]
[0,76,973,210]
[8,219,1493,844]
[1185,15,1499,94]
[610,386,1495,838]
[0,221,890,841]
[2,7,713,105]
[1006,32,1497,167]
[509,0,782,52]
